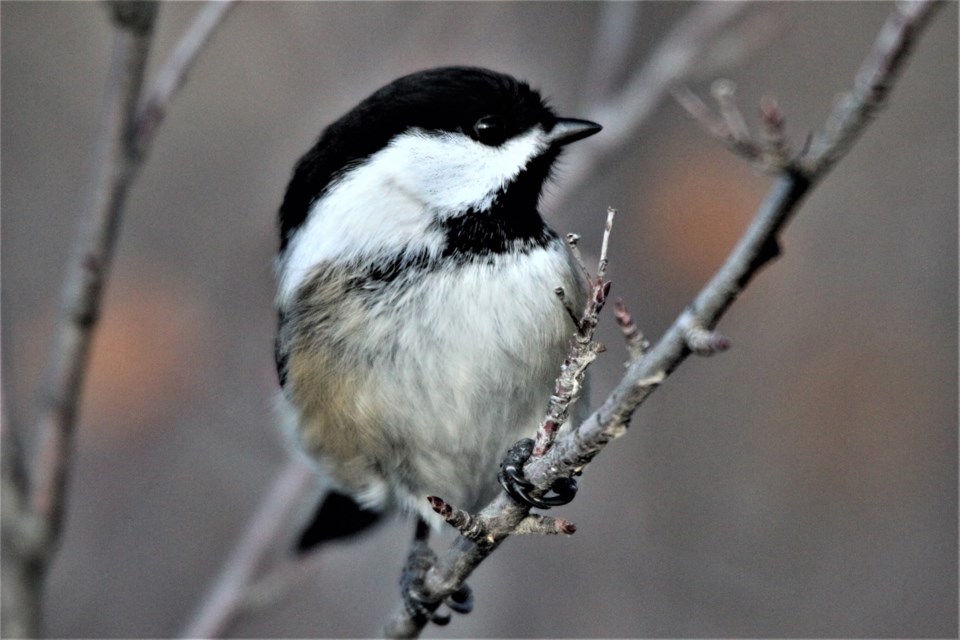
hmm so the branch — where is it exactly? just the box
[2,377,42,639]
[581,2,643,102]
[2,7,159,637]
[1,2,235,637]
[383,1,942,636]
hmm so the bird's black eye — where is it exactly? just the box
[472,115,504,146]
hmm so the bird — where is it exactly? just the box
[274,66,601,556]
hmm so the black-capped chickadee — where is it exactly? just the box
[274,66,601,553]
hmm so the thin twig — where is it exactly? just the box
[134,0,237,154]
[513,514,577,536]
[712,79,752,145]
[386,211,617,638]
[596,206,615,280]
[613,298,648,362]
[564,233,591,282]
[382,2,941,636]
[191,2,941,635]
[671,83,765,166]
[533,209,615,458]
[759,96,791,166]
[426,496,487,542]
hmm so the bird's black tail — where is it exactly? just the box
[295,491,383,554]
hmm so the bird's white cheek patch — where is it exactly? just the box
[380,127,548,214]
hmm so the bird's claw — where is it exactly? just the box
[401,546,473,625]
[402,582,473,626]
[498,438,579,509]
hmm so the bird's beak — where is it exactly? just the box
[545,118,602,147]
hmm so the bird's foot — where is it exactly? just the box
[400,522,474,626]
[497,438,578,509]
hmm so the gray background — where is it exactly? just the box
[2,2,957,638]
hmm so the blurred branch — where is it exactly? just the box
[382,0,942,636]
[2,373,41,639]
[581,2,643,103]
[135,0,237,153]
[3,5,159,635]
[687,7,783,82]
[1,2,234,637]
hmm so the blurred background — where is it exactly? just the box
[2,2,956,638]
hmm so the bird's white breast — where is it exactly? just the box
[350,243,580,516]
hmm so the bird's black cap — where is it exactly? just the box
[278,67,599,250]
